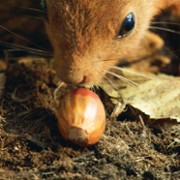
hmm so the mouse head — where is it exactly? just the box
[42,0,156,85]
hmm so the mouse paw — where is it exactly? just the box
[127,32,173,73]
[140,31,165,56]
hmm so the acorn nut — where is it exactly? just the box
[56,88,106,146]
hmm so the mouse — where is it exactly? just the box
[41,0,180,85]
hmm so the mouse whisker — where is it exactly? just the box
[162,45,180,62]
[19,7,45,14]
[104,75,119,90]
[0,25,47,50]
[98,52,160,67]
[17,7,46,19]
[95,58,119,63]
[105,70,139,86]
[111,66,153,79]
[149,26,180,35]
[0,41,52,58]
[151,21,180,26]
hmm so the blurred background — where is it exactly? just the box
[0,0,51,58]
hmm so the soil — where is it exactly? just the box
[0,1,180,180]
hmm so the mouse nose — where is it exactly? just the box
[54,59,91,85]
[59,73,89,85]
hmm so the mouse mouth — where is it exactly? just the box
[78,76,91,85]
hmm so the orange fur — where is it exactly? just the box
[46,0,180,85]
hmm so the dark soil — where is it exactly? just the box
[0,1,180,180]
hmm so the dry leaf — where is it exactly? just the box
[101,69,180,122]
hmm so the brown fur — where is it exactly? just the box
[46,0,180,85]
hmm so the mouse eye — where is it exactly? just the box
[40,0,47,19]
[117,12,135,38]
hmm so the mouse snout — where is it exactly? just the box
[54,62,92,85]
[59,72,88,85]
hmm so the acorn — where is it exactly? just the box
[55,88,106,146]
